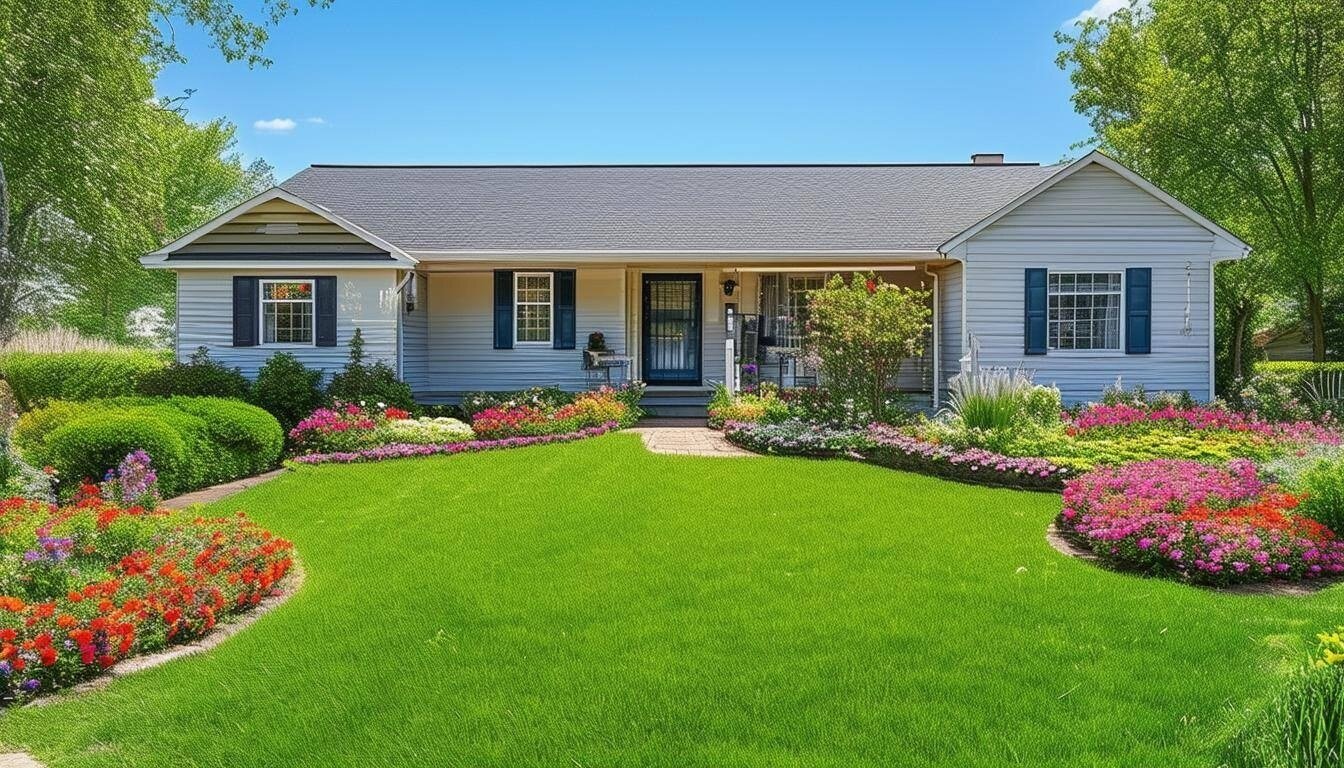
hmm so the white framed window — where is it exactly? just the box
[514,272,553,344]
[260,279,315,345]
[1048,271,1122,351]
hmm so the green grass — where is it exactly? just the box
[1,433,1339,767]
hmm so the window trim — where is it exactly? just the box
[259,278,317,348]
[513,271,554,346]
[1045,270,1125,354]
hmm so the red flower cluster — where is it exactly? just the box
[0,495,293,700]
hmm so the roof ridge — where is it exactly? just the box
[302,162,1045,169]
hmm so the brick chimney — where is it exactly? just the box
[971,153,1005,165]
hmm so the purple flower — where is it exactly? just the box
[20,679,39,693]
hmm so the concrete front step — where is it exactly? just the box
[639,388,711,419]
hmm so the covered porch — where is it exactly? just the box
[618,262,954,412]
[402,258,960,412]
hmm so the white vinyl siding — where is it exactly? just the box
[176,269,400,379]
[401,273,430,391]
[171,199,387,257]
[421,268,624,399]
[961,164,1216,402]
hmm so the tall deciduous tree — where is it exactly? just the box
[1057,0,1344,361]
[0,0,321,342]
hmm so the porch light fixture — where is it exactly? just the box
[722,279,737,297]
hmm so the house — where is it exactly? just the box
[141,151,1250,413]
[1255,324,1315,363]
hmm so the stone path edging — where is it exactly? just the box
[629,426,754,457]
[1046,522,1339,597]
[163,468,287,508]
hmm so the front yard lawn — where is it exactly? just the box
[2,433,1339,766]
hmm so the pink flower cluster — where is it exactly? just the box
[1058,459,1344,585]
[1067,403,1340,445]
[291,423,618,465]
[866,425,1071,490]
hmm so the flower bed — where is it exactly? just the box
[721,421,1071,490]
[721,419,869,457]
[865,425,1072,491]
[1067,402,1340,446]
[291,423,619,465]
[1057,459,1344,586]
[289,402,473,454]
[0,491,293,701]
[470,389,634,439]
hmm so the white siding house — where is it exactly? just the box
[145,151,1249,412]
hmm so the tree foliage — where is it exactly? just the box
[804,273,931,423]
[1057,0,1344,362]
[0,0,311,343]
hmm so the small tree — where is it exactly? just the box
[805,273,931,423]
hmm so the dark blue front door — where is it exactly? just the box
[642,274,702,385]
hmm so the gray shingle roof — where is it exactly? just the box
[279,163,1065,253]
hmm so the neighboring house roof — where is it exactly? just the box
[278,162,1063,254]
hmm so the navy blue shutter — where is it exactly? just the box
[554,270,576,349]
[315,276,338,347]
[493,271,514,349]
[1125,267,1152,354]
[1024,268,1048,355]
[232,277,258,347]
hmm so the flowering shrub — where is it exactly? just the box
[289,402,475,454]
[721,418,869,457]
[865,425,1072,491]
[1058,459,1344,585]
[0,493,293,701]
[292,423,618,465]
[471,390,633,439]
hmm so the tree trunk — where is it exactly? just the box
[1231,302,1251,380]
[0,159,16,345]
[1306,281,1327,362]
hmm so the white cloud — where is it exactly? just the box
[253,117,297,133]
[1065,0,1145,27]
[304,116,326,125]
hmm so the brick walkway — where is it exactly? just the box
[163,468,287,509]
[629,424,754,457]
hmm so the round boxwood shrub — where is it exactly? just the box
[14,397,282,498]
[0,350,165,410]
[171,397,284,478]
[43,415,189,494]
[136,347,250,399]
[250,353,325,431]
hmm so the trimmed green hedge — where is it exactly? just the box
[0,351,166,410]
[13,397,282,497]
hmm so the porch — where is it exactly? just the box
[401,260,958,413]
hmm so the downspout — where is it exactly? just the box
[923,264,940,410]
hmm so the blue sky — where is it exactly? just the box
[155,0,1125,180]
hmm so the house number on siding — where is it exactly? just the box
[340,280,362,314]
